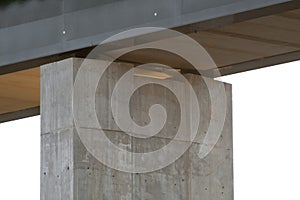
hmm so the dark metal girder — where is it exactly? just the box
[0,107,40,123]
[0,0,299,75]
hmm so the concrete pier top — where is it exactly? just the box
[40,58,233,200]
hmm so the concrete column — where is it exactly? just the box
[41,58,233,200]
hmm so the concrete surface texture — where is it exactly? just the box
[41,58,233,200]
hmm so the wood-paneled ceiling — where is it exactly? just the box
[0,67,39,115]
[0,9,299,121]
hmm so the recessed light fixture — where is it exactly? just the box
[134,68,171,80]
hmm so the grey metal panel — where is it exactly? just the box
[0,15,64,66]
[180,0,295,25]
[0,0,296,69]
[0,0,62,29]
[182,0,238,14]
[64,0,179,41]
[0,16,63,55]
[63,0,123,13]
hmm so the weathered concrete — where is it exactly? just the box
[41,58,233,200]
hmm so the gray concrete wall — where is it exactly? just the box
[41,58,233,200]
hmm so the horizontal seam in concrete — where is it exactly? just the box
[76,127,215,145]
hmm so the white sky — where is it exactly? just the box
[0,61,299,199]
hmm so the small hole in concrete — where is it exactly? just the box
[182,179,184,182]
[67,166,70,170]
[205,188,208,190]
[43,172,46,175]
[145,179,147,183]
[112,175,115,178]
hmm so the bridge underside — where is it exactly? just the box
[0,1,299,122]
